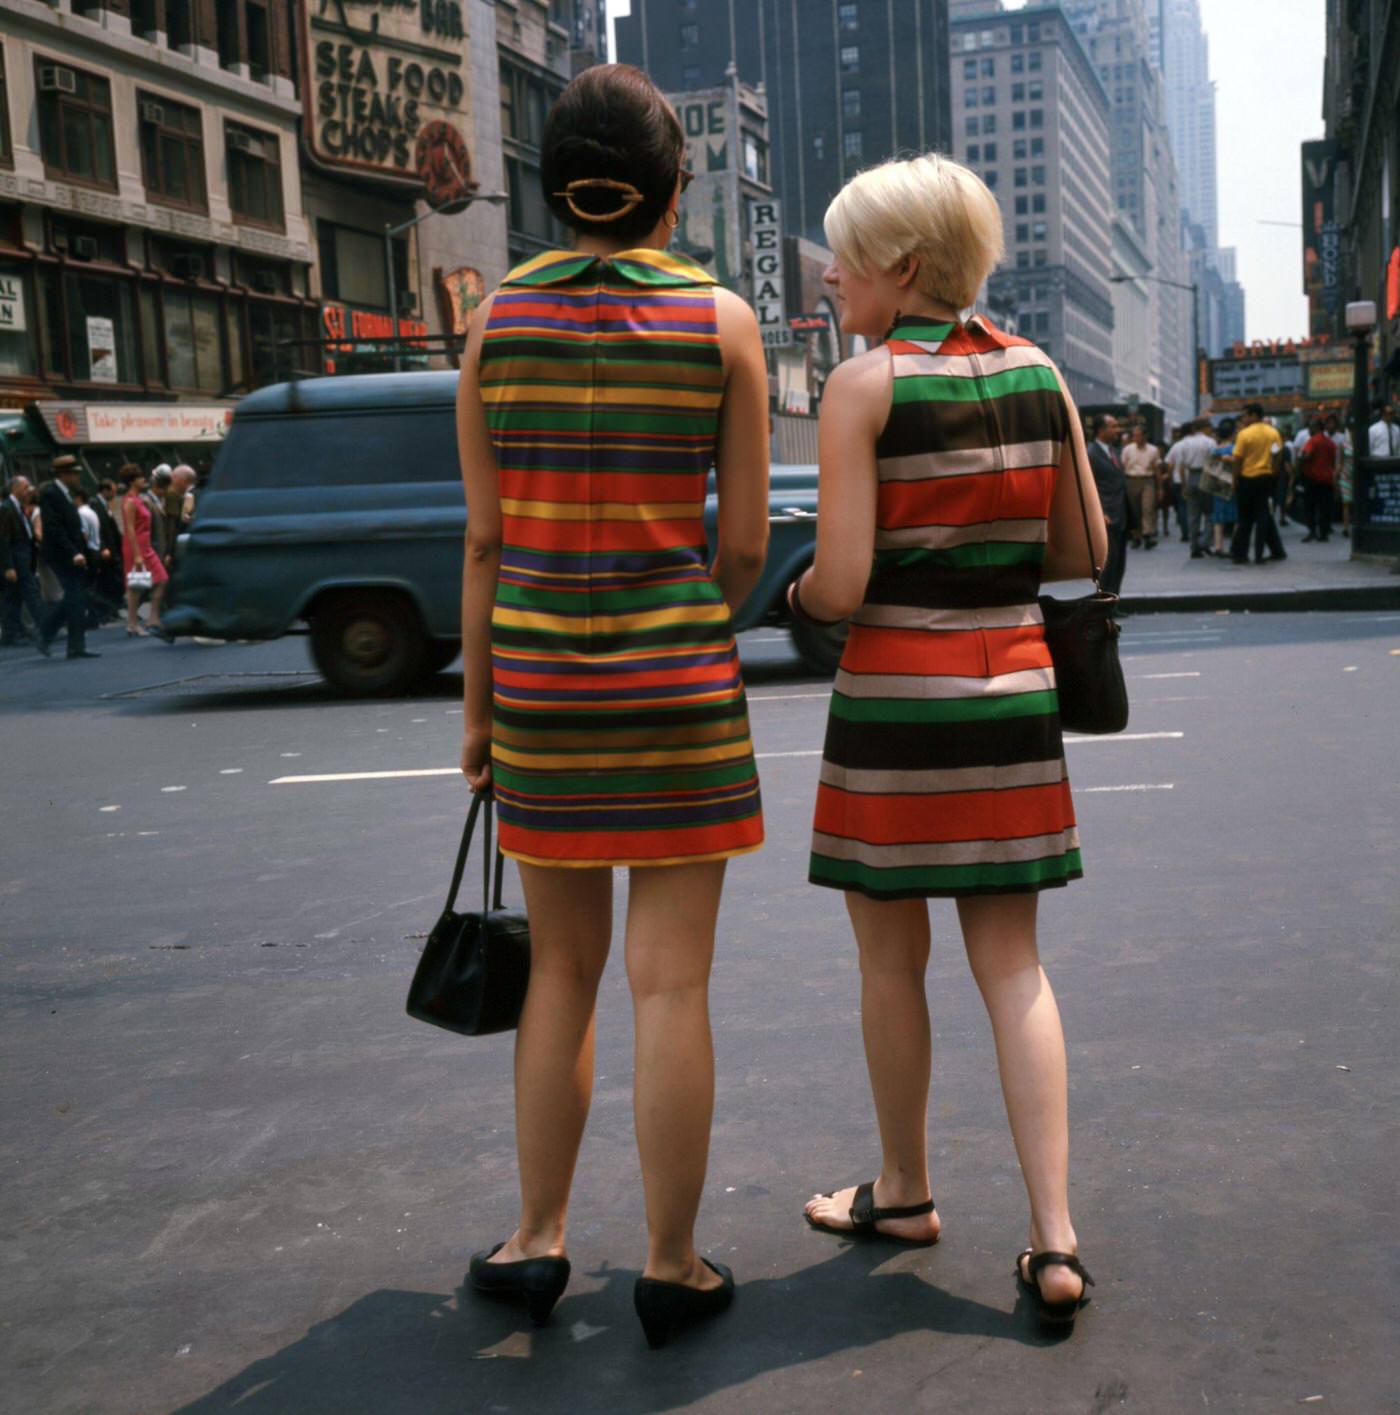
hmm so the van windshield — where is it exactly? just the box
[213,408,461,489]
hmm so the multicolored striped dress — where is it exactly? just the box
[810,313,1082,900]
[478,248,764,868]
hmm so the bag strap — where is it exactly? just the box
[445,790,507,914]
[1074,440,1104,591]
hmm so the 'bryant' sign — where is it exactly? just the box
[304,0,470,187]
[751,201,792,349]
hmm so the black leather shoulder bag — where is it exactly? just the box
[1037,451,1130,736]
[406,789,531,1036]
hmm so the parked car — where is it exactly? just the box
[163,372,843,695]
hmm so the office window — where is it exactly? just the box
[1012,83,1024,102]
[967,144,981,163]
[167,0,193,49]
[983,170,998,189]
[1013,111,1025,130]
[843,130,863,161]
[1010,24,1023,44]
[139,93,207,211]
[1035,311,1049,335]
[1031,137,1044,156]
[1013,138,1027,159]
[1011,52,1024,74]
[838,2,859,30]
[965,89,979,109]
[36,61,116,188]
[218,3,241,68]
[963,59,978,81]
[226,122,283,229]
[1027,23,1040,40]
[246,3,270,81]
[743,132,768,182]
[982,86,996,105]
[981,58,995,77]
[1031,164,1045,184]
[840,46,860,72]
[1014,167,1027,187]
[1015,195,1028,215]
[1033,249,1047,267]
[843,88,861,121]
[131,0,158,36]
[1028,80,1043,101]
[1028,50,1042,71]
[680,24,699,48]
[1032,193,1046,214]
[1030,109,1043,129]
[983,142,997,162]
[1032,221,1047,240]
[1017,251,1030,268]
[964,117,978,138]
[1016,223,1029,243]
[981,115,996,134]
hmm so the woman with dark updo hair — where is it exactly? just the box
[455,64,771,1347]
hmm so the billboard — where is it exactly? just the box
[1301,140,1341,337]
[302,0,472,194]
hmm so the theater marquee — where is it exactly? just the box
[302,0,472,193]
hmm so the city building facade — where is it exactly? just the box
[1060,0,1193,425]
[616,0,953,246]
[1155,0,1216,248]
[949,4,1117,407]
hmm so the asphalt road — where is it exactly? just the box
[3,613,1398,1414]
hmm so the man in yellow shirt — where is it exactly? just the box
[1225,404,1287,564]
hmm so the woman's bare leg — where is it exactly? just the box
[958,893,1082,1303]
[125,586,143,632]
[803,893,941,1242]
[625,859,727,1288]
[489,861,612,1263]
[147,582,166,629]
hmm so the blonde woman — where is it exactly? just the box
[792,156,1107,1332]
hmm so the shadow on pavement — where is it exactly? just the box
[175,1245,1055,1413]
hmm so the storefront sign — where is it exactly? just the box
[434,265,484,339]
[0,274,26,332]
[321,301,429,373]
[789,314,830,333]
[1302,140,1341,337]
[35,402,236,445]
[87,316,117,384]
[1305,362,1353,398]
[304,1,471,191]
[751,200,791,349]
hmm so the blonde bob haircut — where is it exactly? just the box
[824,153,1005,313]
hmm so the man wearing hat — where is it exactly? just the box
[37,456,99,659]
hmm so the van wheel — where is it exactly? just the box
[788,594,849,676]
[309,591,427,697]
[422,639,461,677]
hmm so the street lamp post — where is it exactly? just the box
[382,192,507,373]
[1109,272,1201,421]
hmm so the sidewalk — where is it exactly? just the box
[1106,522,1400,613]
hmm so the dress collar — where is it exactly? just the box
[501,248,719,290]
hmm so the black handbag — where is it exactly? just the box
[1038,451,1130,736]
[406,790,531,1036]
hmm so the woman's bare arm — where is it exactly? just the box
[795,350,889,622]
[456,293,501,790]
[711,288,770,613]
[1042,371,1109,583]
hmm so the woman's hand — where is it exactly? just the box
[461,725,493,793]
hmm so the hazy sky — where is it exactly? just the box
[607,0,1323,342]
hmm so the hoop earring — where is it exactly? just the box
[664,209,679,229]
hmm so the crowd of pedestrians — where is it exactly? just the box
[0,455,195,658]
[1082,401,1375,595]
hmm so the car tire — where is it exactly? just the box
[309,590,428,697]
[787,584,849,676]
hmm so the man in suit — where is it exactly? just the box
[91,479,125,618]
[2,474,52,653]
[37,455,100,659]
[1087,413,1129,597]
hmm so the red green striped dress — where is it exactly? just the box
[810,314,1082,900]
[479,248,764,868]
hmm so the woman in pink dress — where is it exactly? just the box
[120,465,168,636]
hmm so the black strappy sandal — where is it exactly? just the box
[1015,1249,1095,1329]
[805,1181,939,1246]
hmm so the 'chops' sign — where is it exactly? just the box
[304,0,471,191]
[750,201,791,349]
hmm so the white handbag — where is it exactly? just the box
[126,568,154,591]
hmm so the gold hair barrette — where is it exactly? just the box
[553,178,645,223]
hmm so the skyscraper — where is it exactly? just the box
[949,5,1117,406]
[1059,0,1193,425]
[615,1,953,245]
[1157,0,1218,248]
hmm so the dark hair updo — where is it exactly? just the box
[541,64,685,245]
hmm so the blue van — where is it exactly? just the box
[165,372,843,694]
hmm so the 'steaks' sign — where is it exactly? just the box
[304,1,471,188]
[751,201,791,349]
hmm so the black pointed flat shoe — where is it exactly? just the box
[468,1244,571,1326]
[804,1180,939,1246]
[1016,1248,1095,1330]
[633,1259,734,1350]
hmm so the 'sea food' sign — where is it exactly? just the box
[304,0,471,190]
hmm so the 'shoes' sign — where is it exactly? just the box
[304,0,470,191]
[751,201,791,349]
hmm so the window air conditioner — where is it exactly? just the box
[172,254,205,279]
[140,101,165,125]
[71,236,99,261]
[228,131,259,156]
[39,66,79,96]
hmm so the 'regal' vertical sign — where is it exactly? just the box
[303,0,471,187]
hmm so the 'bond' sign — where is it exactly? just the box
[751,201,792,349]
